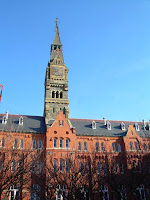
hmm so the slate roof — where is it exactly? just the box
[70,119,150,138]
[0,114,150,138]
[0,114,46,134]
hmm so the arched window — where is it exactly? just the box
[56,91,59,98]
[78,142,81,151]
[60,92,63,98]
[52,91,55,98]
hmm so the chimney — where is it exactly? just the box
[103,117,106,125]
[6,111,8,119]
[142,119,146,127]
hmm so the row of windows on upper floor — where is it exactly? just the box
[0,138,43,150]
[53,139,150,152]
[130,142,150,152]
[53,159,124,174]
[53,139,69,148]
[52,91,63,98]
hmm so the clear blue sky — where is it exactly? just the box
[0,0,150,122]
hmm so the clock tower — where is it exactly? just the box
[44,18,69,124]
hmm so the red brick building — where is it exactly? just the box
[0,19,150,200]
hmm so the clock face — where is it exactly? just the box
[51,67,63,76]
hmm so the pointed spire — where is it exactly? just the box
[53,17,62,45]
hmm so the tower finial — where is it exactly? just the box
[56,17,58,27]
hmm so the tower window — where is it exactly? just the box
[60,92,63,98]
[52,91,55,98]
[56,91,59,98]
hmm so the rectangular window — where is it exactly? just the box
[143,144,147,152]
[79,162,83,173]
[97,162,101,174]
[60,160,63,172]
[119,163,124,174]
[84,142,87,151]
[37,161,41,173]
[60,139,63,148]
[148,144,150,152]
[66,160,70,172]
[13,139,18,149]
[96,142,99,152]
[117,143,121,152]
[32,140,36,149]
[18,161,22,171]
[78,142,81,151]
[0,160,3,171]
[11,160,15,172]
[1,137,5,148]
[135,142,138,151]
[101,142,105,152]
[115,164,118,174]
[85,163,89,174]
[66,139,69,148]
[58,120,60,126]
[112,143,116,152]
[53,160,57,172]
[130,142,133,151]
[20,139,23,149]
[62,120,64,126]
[54,139,57,148]
[38,140,42,150]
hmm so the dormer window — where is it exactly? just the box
[107,121,111,130]
[121,122,125,130]
[135,123,140,131]
[2,116,7,125]
[19,116,23,125]
[92,120,96,129]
